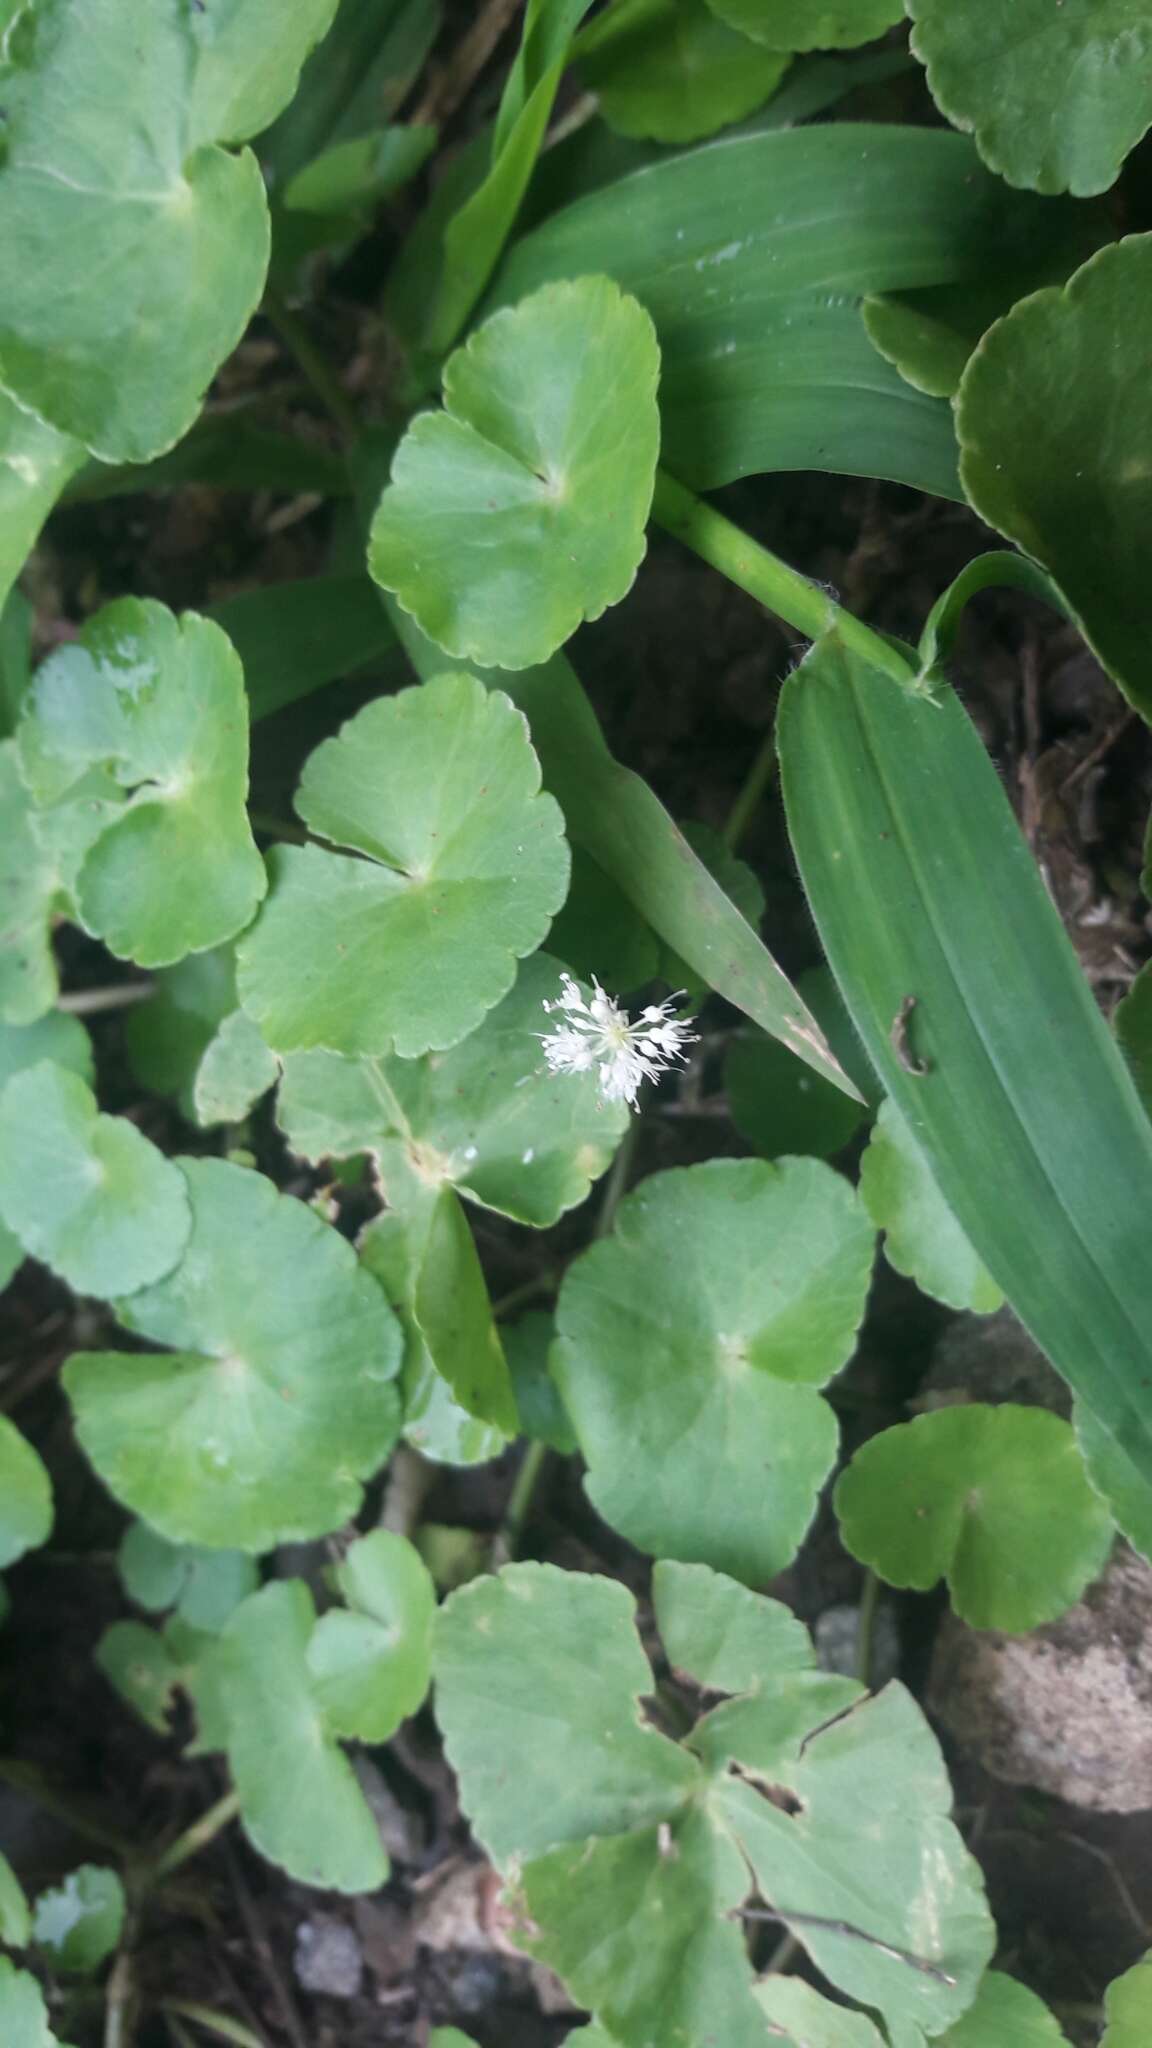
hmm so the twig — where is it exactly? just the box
[222,1838,308,2048]
[160,2004,267,2048]
[59,982,153,1016]
[737,1906,956,1985]
[103,1938,138,2048]
[165,2017,200,2048]
[150,1789,241,1882]
[379,1443,436,1537]
[854,1569,880,1686]
[409,0,523,128]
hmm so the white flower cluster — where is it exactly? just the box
[539,972,697,1109]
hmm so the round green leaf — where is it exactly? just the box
[935,1971,1069,2045]
[96,1619,187,1735]
[31,1865,124,1975]
[504,1312,578,1455]
[17,602,265,966]
[215,1580,388,1892]
[278,954,627,1228]
[0,0,338,461]
[0,1064,190,1297]
[0,1416,52,1570]
[1103,1951,1152,2046]
[653,1559,814,1695]
[118,1520,257,1632]
[0,740,113,1027]
[125,948,238,1104]
[0,1849,29,1949]
[1075,1398,1152,1565]
[369,276,660,670]
[0,1958,68,2047]
[430,2033,481,2048]
[754,1979,884,2046]
[834,1405,1115,1631]
[554,1158,875,1583]
[860,1098,1003,1313]
[579,0,790,145]
[305,1530,435,1742]
[192,1008,279,1127]
[710,0,903,51]
[957,239,1152,722]
[238,673,568,1058]
[0,1009,93,1290]
[64,1158,402,1552]
[726,1027,865,1160]
[434,1563,700,1867]
[908,0,1152,196]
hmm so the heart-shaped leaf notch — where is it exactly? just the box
[370,275,661,670]
[554,1158,876,1583]
[64,1159,403,1553]
[433,1560,994,2046]
[834,1404,1115,1631]
[238,671,569,1058]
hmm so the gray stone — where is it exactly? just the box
[294,1914,363,1998]
[920,1305,1069,1415]
[929,1545,1152,1813]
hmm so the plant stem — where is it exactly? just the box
[594,1117,639,1241]
[263,288,361,443]
[722,727,776,853]
[160,2003,267,2048]
[854,1569,880,1686]
[150,1789,241,1882]
[0,1758,134,1855]
[59,982,153,1016]
[493,1438,549,1569]
[650,469,914,688]
[492,1271,556,1319]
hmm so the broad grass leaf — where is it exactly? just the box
[1102,1952,1152,2046]
[213,1580,389,1892]
[934,1970,1069,2044]
[238,673,568,1058]
[17,601,265,966]
[709,0,901,49]
[0,0,338,461]
[0,1415,52,1569]
[834,1406,1114,1631]
[371,277,660,670]
[908,0,1152,195]
[64,1158,402,1552]
[1075,1400,1152,1566]
[0,1064,190,1297]
[860,1098,1003,1313]
[31,1866,124,1975]
[577,0,790,145]
[554,1159,874,1581]
[957,238,1152,723]
[277,955,628,1229]
[305,1530,435,1742]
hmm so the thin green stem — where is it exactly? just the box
[594,1117,639,1241]
[492,1271,556,1319]
[150,1789,241,1882]
[160,2003,267,2048]
[493,1439,549,1568]
[722,727,776,853]
[264,288,361,443]
[650,469,914,688]
[854,1570,881,1687]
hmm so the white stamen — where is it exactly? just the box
[538,972,697,1110]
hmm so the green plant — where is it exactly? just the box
[2,2,1151,2042]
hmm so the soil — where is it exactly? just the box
[3,19,1152,2048]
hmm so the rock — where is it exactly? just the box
[294,1914,363,1998]
[813,1600,900,1687]
[919,1305,1069,1415]
[929,1545,1152,1812]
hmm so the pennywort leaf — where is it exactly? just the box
[725,1026,866,1161]
[909,0,1152,196]
[577,0,791,145]
[935,1971,1069,2044]
[709,0,902,49]
[31,1865,125,1975]
[117,1519,257,1633]
[1102,1951,1152,2047]
[17,601,265,966]
[64,1159,402,1552]
[957,237,1152,724]
[0,1957,72,2048]
[0,1415,52,1569]
[755,1979,885,2045]
[238,672,568,1057]
[860,1098,1004,1314]
[0,1064,191,1297]
[834,1405,1114,1631]
[554,1159,875,1582]
[0,741,114,1027]
[370,277,660,670]
[0,1008,92,1287]
[305,1530,435,1743]
[0,1850,29,1948]
[0,0,339,460]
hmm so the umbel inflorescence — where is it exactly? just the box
[539,972,697,1109]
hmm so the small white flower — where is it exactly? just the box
[539,972,697,1109]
